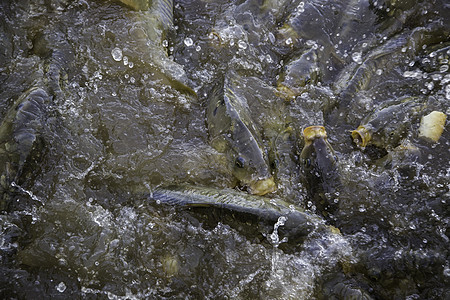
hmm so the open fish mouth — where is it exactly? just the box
[351,125,371,148]
[303,125,327,143]
[247,176,276,196]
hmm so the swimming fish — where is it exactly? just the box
[206,70,276,195]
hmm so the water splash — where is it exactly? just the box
[10,181,44,205]
[111,47,123,61]
[268,216,288,248]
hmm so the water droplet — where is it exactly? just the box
[285,38,293,45]
[56,282,66,293]
[352,52,363,64]
[111,47,123,61]
[238,40,247,49]
[162,40,168,47]
[184,37,193,47]
[425,82,434,90]
[268,32,275,44]
[195,45,201,52]
[376,69,383,75]
[123,56,128,66]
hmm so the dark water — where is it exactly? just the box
[0,0,449,299]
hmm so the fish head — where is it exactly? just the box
[277,50,320,100]
[231,149,276,196]
[228,127,276,195]
[351,125,372,148]
[300,126,339,193]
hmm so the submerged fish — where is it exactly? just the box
[114,0,195,95]
[0,87,48,200]
[206,70,276,195]
[277,48,320,100]
[333,23,448,101]
[300,126,340,217]
[116,0,173,28]
[351,97,426,149]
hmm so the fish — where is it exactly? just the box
[206,70,276,195]
[351,97,426,149]
[276,0,377,76]
[114,0,196,96]
[0,87,48,199]
[300,126,341,217]
[277,48,320,100]
[333,23,449,101]
[116,0,173,28]
[150,184,339,241]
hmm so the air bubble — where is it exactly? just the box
[184,37,193,47]
[238,40,247,49]
[352,52,362,64]
[111,47,123,61]
[56,282,66,293]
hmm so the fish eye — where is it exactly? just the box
[271,158,279,169]
[303,158,311,168]
[235,156,246,168]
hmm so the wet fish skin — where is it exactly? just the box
[351,97,426,149]
[206,71,276,195]
[116,0,174,28]
[334,22,449,102]
[300,126,341,218]
[113,0,196,95]
[151,184,336,240]
[277,48,320,100]
[0,87,48,196]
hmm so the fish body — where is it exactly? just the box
[351,97,426,149]
[0,87,48,198]
[151,184,336,240]
[117,0,173,28]
[300,126,341,217]
[276,0,377,75]
[206,71,276,195]
[334,23,449,101]
[277,48,320,100]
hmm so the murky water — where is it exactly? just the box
[0,0,449,299]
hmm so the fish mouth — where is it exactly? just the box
[351,126,371,147]
[303,126,327,143]
[247,177,277,196]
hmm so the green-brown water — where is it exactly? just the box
[0,0,449,298]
